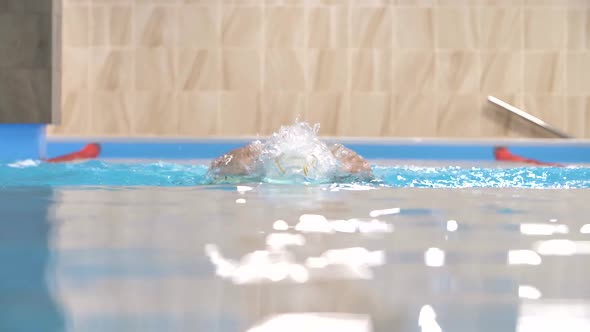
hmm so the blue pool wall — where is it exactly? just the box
[44,137,590,164]
[0,124,46,160]
[0,123,587,163]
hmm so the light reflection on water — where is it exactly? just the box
[1,186,590,331]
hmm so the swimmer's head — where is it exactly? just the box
[260,121,340,183]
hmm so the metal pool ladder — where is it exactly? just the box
[487,95,574,139]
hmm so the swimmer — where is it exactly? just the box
[207,121,373,183]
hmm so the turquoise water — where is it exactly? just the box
[3,185,590,331]
[2,160,590,331]
[0,160,589,188]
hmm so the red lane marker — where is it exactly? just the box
[45,143,101,163]
[493,146,563,167]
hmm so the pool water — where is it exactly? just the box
[1,160,590,188]
[1,161,590,331]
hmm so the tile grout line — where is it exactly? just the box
[174,1,180,135]
[478,5,487,136]
[388,3,394,138]
[217,1,223,136]
[303,0,309,123]
[517,1,525,137]
[433,3,439,137]
[131,0,137,135]
[87,1,94,134]
[260,0,266,136]
[563,7,567,136]
[477,4,482,135]
[344,0,352,136]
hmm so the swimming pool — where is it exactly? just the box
[2,136,588,188]
[2,159,590,188]
[1,138,590,331]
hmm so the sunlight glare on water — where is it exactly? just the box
[2,154,590,332]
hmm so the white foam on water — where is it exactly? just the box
[7,159,41,168]
[260,121,340,184]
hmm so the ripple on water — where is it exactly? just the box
[0,161,589,188]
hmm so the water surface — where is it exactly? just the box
[1,184,590,331]
[1,160,590,188]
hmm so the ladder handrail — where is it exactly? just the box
[487,96,574,139]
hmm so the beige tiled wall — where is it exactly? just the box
[50,0,590,138]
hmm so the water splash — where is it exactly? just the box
[207,120,352,184]
[260,121,340,184]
